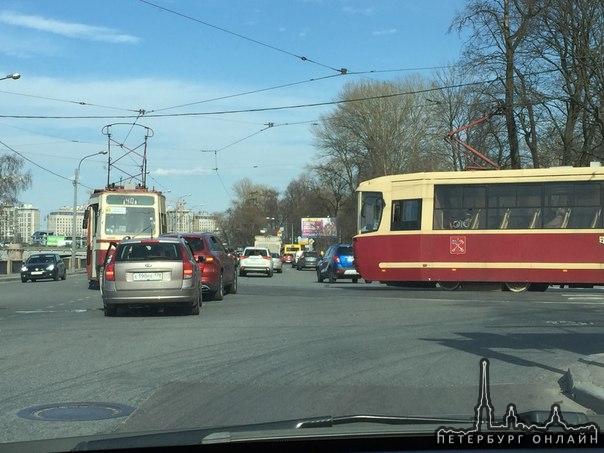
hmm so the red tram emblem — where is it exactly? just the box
[450,236,466,255]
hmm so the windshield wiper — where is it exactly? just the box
[295,414,473,429]
[295,410,591,429]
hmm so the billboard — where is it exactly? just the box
[301,217,337,238]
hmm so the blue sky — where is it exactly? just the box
[0,0,466,223]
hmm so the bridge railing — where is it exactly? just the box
[0,244,87,275]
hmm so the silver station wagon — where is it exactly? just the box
[101,236,202,316]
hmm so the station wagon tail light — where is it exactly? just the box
[333,255,341,264]
[182,252,194,279]
[105,261,115,281]
[263,255,271,261]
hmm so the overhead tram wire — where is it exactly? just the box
[148,73,345,113]
[147,66,456,114]
[0,78,499,121]
[0,64,541,119]
[197,124,278,199]
[0,139,97,190]
[137,0,347,75]
[0,89,141,114]
[196,124,274,174]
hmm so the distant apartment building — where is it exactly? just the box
[47,205,86,237]
[166,206,217,233]
[194,212,217,233]
[0,204,40,243]
[167,204,195,232]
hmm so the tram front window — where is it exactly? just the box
[359,191,384,233]
[105,208,156,235]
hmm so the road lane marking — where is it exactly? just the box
[15,309,89,314]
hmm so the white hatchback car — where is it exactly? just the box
[238,247,274,277]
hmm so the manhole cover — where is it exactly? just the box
[18,402,135,421]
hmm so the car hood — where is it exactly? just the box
[4,411,601,452]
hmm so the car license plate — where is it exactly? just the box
[344,269,358,275]
[31,271,43,275]
[132,272,163,281]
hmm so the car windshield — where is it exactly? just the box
[27,255,54,264]
[4,1,604,451]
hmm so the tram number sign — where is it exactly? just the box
[450,236,466,255]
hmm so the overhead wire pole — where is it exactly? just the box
[0,73,20,245]
[71,150,107,269]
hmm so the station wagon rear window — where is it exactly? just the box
[115,243,182,261]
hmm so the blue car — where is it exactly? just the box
[316,244,360,283]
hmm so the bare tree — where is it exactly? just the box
[312,76,442,185]
[0,154,32,207]
[451,0,546,168]
[533,0,604,165]
[219,178,280,247]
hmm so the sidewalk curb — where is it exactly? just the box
[559,355,604,414]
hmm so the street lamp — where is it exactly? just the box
[0,73,20,81]
[71,150,108,269]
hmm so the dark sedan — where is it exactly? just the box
[21,253,67,283]
[296,251,319,270]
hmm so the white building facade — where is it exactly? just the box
[47,205,86,237]
[0,204,40,243]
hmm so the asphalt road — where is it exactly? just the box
[1,267,604,446]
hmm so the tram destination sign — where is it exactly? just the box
[106,195,155,206]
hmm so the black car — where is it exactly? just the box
[21,253,67,283]
[316,244,360,283]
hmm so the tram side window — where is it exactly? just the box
[543,182,601,229]
[433,181,603,230]
[486,183,541,229]
[391,199,422,231]
[433,185,485,230]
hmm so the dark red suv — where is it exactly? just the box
[161,232,237,301]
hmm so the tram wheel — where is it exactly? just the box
[503,282,531,292]
[438,282,461,291]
